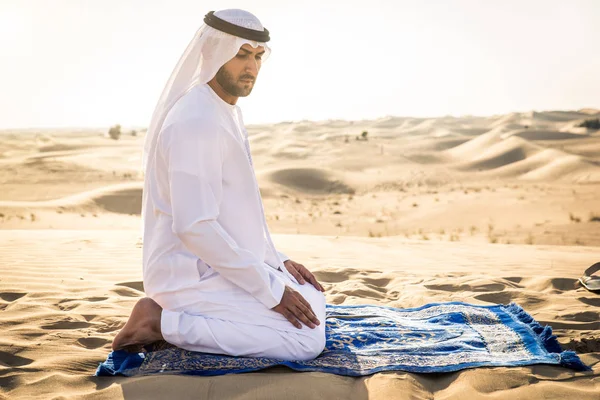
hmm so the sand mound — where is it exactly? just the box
[372,116,406,129]
[553,140,600,159]
[479,148,600,182]
[447,127,514,159]
[456,137,540,171]
[579,108,600,115]
[530,110,593,122]
[267,168,355,195]
[520,155,600,182]
[38,143,91,153]
[419,137,469,151]
[507,130,589,141]
[484,148,565,178]
[0,182,143,214]
[488,113,528,129]
[451,127,490,137]
[92,186,143,215]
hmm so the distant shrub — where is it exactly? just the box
[108,124,122,140]
[589,213,600,222]
[130,129,137,137]
[355,130,369,141]
[577,118,600,129]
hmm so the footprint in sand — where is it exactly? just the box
[41,319,92,330]
[548,278,578,291]
[0,292,27,302]
[57,296,109,311]
[0,351,33,367]
[537,320,600,331]
[503,277,523,284]
[362,276,392,287]
[578,297,600,307]
[57,302,80,312]
[474,291,515,304]
[111,287,143,297]
[317,268,364,283]
[84,296,109,302]
[116,281,144,292]
[95,321,122,333]
[425,283,506,292]
[58,296,108,305]
[327,294,347,305]
[76,337,110,349]
[562,337,600,354]
[561,311,599,323]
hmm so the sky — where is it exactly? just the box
[0,0,598,128]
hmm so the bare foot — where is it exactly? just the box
[112,297,164,351]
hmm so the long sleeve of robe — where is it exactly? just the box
[277,251,289,263]
[162,118,286,309]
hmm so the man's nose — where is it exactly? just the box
[245,58,259,75]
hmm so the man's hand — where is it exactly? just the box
[284,259,325,292]
[272,286,320,329]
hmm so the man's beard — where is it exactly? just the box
[215,66,255,97]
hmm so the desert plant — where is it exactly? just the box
[577,118,600,129]
[589,213,600,222]
[356,131,369,141]
[108,124,122,140]
[569,212,581,223]
[525,233,534,245]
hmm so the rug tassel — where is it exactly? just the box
[559,350,591,372]
[505,303,591,372]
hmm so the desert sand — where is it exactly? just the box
[1,109,599,399]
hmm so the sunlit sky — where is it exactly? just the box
[0,0,598,128]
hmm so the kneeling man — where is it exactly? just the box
[112,9,326,361]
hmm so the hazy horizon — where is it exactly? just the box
[1,0,599,129]
[2,106,600,132]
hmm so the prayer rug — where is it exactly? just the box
[96,302,589,376]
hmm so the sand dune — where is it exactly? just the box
[520,155,600,182]
[0,182,143,214]
[579,108,600,115]
[504,129,590,141]
[267,167,355,195]
[446,127,508,158]
[456,136,540,171]
[1,111,599,398]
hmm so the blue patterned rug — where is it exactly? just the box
[96,302,589,376]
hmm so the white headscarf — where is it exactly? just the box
[141,9,271,226]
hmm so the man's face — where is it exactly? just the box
[215,44,265,98]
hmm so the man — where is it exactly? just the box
[111,9,327,361]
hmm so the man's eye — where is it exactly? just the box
[256,56,263,61]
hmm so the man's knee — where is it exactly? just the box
[292,327,326,361]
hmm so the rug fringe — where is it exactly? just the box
[504,302,591,371]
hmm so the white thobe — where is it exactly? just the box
[142,83,326,360]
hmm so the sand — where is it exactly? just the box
[1,110,599,399]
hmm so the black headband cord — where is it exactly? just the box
[204,11,270,42]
